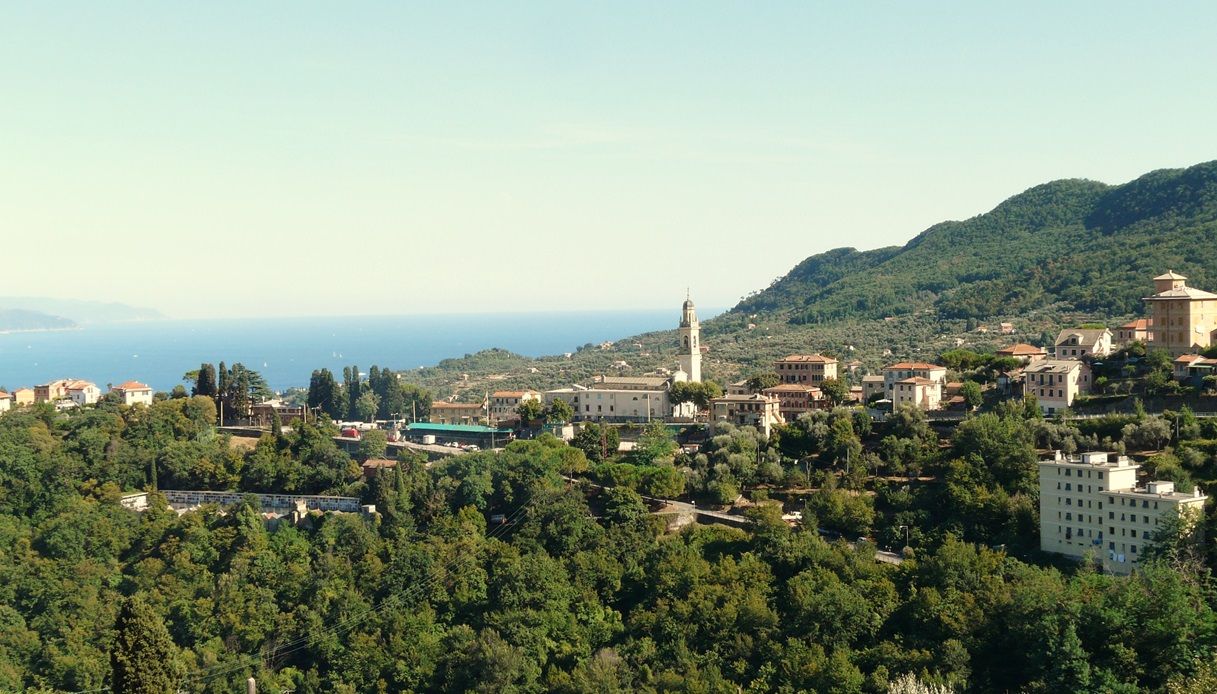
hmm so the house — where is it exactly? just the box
[1024,359,1091,415]
[34,379,71,403]
[891,377,942,411]
[861,375,886,403]
[11,388,34,406]
[999,322,1015,334]
[881,362,946,410]
[773,354,838,385]
[1038,450,1207,575]
[250,399,307,425]
[111,381,154,406]
[726,380,751,395]
[489,390,541,425]
[762,383,826,421]
[0,392,9,413]
[1143,271,1217,356]
[996,343,1048,365]
[429,400,487,425]
[1115,318,1153,346]
[65,380,101,406]
[1054,328,1113,359]
[709,393,784,437]
[1173,354,1217,388]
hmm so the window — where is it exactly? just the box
[1109,541,1116,550]
[1131,545,1137,554]
[1109,511,1114,519]
[1065,483,1072,491]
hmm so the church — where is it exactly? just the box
[543,294,704,423]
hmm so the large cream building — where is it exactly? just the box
[1039,450,1207,574]
[1144,270,1217,356]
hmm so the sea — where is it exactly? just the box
[0,310,718,393]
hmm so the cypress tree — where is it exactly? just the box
[110,595,181,694]
[194,363,217,398]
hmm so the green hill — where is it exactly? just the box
[733,160,1217,323]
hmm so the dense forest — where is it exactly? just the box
[733,160,1217,323]
[4,387,1217,692]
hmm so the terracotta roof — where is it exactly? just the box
[1120,318,1152,330]
[775,354,837,364]
[113,381,150,391]
[885,362,943,370]
[65,380,96,391]
[0,391,8,398]
[763,384,822,393]
[997,343,1047,356]
[1154,270,1187,280]
[1174,354,1215,365]
[431,401,483,409]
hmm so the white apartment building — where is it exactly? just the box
[709,393,784,437]
[1039,450,1207,575]
[1054,328,1113,359]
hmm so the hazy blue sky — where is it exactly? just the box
[3,2,1216,318]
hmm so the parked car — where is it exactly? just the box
[340,427,360,439]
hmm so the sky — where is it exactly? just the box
[3,1,1217,319]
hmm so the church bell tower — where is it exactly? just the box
[678,292,701,382]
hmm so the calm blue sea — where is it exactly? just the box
[0,310,716,393]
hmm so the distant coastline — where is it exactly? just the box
[0,326,82,336]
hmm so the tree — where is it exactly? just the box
[358,429,389,460]
[354,391,380,423]
[746,373,781,393]
[820,377,849,405]
[110,595,181,694]
[960,381,983,410]
[307,368,344,420]
[193,363,217,398]
[546,398,575,424]
[631,422,677,466]
[572,423,620,463]
[670,380,724,409]
[516,398,546,424]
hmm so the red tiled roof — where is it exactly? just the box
[997,343,1046,356]
[114,381,151,391]
[776,354,837,363]
[1120,318,1152,330]
[886,362,942,370]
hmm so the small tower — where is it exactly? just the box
[678,291,702,382]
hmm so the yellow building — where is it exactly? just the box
[1143,270,1217,356]
[773,354,838,385]
[429,400,486,425]
[1039,450,1207,574]
[489,390,541,424]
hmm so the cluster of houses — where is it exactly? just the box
[0,378,154,412]
[420,271,1217,438]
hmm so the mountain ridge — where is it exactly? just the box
[729,161,1217,325]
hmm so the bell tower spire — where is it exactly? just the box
[678,292,701,382]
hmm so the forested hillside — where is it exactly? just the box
[733,160,1217,323]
